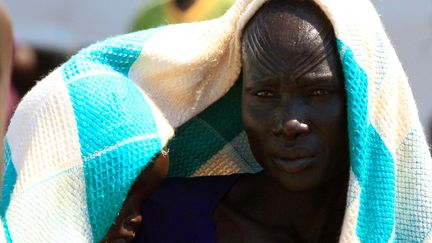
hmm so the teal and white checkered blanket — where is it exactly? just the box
[1,0,431,241]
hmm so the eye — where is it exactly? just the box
[310,89,330,96]
[255,90,275,97]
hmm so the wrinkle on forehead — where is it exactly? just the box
[241,0,337,82]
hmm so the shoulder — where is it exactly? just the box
[135,175,243,243]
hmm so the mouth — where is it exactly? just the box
[273,156,315,174]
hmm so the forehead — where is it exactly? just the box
[241,1,341,84]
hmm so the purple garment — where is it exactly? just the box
[133,174,242,243]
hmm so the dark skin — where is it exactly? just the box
[104,1,349,242]
[214,1,349,242]
[102,152,169,242]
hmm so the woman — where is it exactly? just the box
[107,1,349,242]
[2,0,431,242]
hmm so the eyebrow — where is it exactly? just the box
[248,72,336,88]
[244,78,278,89]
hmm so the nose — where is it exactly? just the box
[124,214,142,232]
[272,119,309,140]
[115,213,142,241]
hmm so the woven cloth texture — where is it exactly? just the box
[1,0,431,242]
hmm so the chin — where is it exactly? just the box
[267,168,324,191]
[277,167,349,192]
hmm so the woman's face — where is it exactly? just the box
[241,4,349,191]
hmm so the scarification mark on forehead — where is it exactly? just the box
[241,0,338,82]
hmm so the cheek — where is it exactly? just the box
[310,96,346,134]
[242,100,274,160]
[242,98,275,135]
[310,96,348,163]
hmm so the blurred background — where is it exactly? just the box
[2,0,432,144]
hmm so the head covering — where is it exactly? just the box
[2,0,431,242]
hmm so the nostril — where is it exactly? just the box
[279,119,309,139]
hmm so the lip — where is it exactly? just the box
[272,155,315,174]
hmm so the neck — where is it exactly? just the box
[227,170,348,241]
